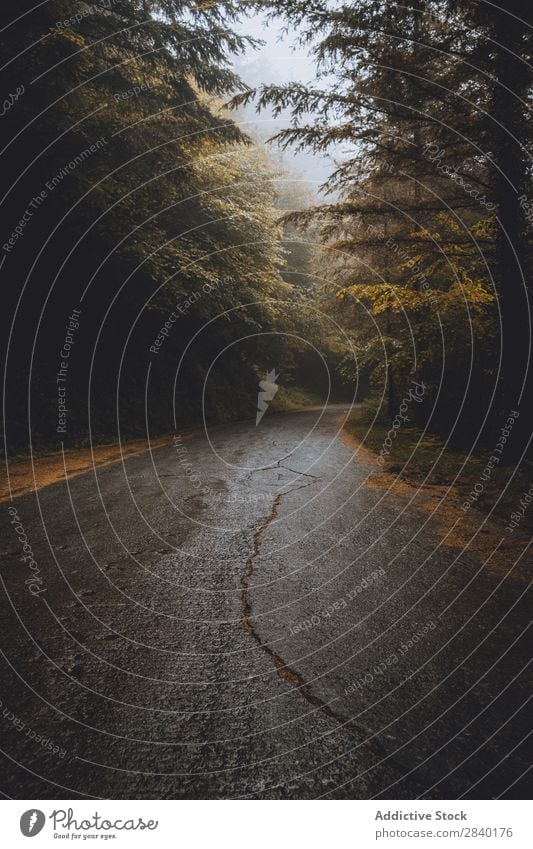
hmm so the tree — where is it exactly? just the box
[234,0,532,449]
[0,0,306,446]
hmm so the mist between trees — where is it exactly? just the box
[2,0,531,460]
[233,0,532,457]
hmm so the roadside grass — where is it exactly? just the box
[344,408,533,524]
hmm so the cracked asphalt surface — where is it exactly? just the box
[0,407,530,799]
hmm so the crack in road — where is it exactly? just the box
[240,472,381,746]
[239,469,439,793]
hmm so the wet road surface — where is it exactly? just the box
[0,407,530,798]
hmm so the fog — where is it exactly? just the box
[231,11,335,195]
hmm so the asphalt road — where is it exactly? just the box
[0,407,530,799]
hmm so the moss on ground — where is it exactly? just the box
[344,408,533,525]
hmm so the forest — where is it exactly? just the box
[2,0,532,460]
[1,0,532,806]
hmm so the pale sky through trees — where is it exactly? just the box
[231,11,334,191]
